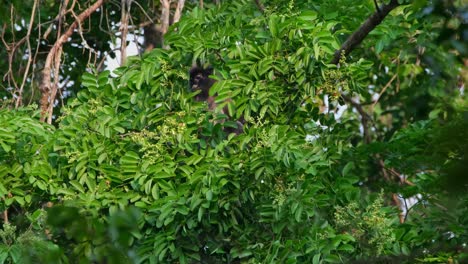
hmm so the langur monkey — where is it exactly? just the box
[189,65,243,134]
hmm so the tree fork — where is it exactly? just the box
[330,0,409,221]
[39,0,104,123]
[331,0,401,143]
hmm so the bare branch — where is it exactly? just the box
[331,0,400,65]
[15,0,39,108]
[329,0,407,219]
[173,0,186,24]
[332,0,400,144]
[1,27,20,93]
[43,0,72,40]
[159,0,170,49]
[371,73,397,109]
[39,0,104,123]
[46,45,63,124]
[131,1,155,24]
[120,0,130,65]
[341,94,372,144]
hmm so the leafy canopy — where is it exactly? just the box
[0,0,467,263]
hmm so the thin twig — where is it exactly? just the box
[332,0,400,143]
[71,8,97,54]
[329,0,408,223]
[371,73,397,109]
[15,0,39,108]
[43,0,71,40]
[341,94,372,144]
[132,1,154,24]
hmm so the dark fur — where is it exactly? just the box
[189,66,216,102]
[189,66,243,134]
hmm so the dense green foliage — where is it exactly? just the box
[1,0,467,263]
[0,0,202,109]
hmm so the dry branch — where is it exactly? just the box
[159,0,171,49]
[120,0,130,65]
[332,0,400,143]
[15,0,39,108]
[42,0,72,40]
[371,73,397,109]
[331,0,400,65]
[160,0,170,35]
[342,94,373,144]
[173,0,186,24]
[39,0,104,123]
[329,0,408,221]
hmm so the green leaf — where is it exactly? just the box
[313,253,321,264]
[342,162,355,176]
[8,245,21,263]
[154,171,173,179]
[97,70,110,86]
[338,244,354,252]
[98,153,107,164]
[198,207,205,222]
[70,180,85,193]
[294,204,303,222]
[0,141,11,152]
[269,15,279,38]
[298,10,318,21]
[401,244,410,255]
[120,151,140,164]
[0,245,8,263]
[206,190,213,201]
[375,39,385,54]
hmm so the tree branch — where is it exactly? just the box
[330,0,410,220]
[15,0,39,108]
[331,0,400,65]
[120,0,130,65]
[39,0,104,123]
[371,73,397,109]
[159,0,170,49]
[173,0,186,24]
[253,0,265,13]
[373,0,381,13]
[341,94,372,144]
[332,0,400,143]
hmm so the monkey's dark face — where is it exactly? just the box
[189,65,244,135]
[189,66,215,101]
